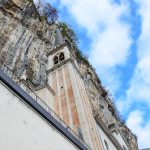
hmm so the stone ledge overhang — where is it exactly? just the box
[0,69,89,150]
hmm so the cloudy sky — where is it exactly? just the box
[36,0,150,149]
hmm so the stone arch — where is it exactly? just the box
[53,52,65,65]
[54,55,59,65]
[59,52,65,61]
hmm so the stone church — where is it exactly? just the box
[0,0,138,149]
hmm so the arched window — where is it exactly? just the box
[54,56,58,65]
[53,52,65,65]
[104,140,110,150]
[59,52,65,61]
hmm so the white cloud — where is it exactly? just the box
[125,0,150,107]
[90,25,131,67]
[121,1,150,148]
[127,110,150,149]
[116,99,126,113]
[97,68,122,95]
[58,0,132,94]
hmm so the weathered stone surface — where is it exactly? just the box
[0,0,58,86]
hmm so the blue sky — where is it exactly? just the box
[36,0,150,148]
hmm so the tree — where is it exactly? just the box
[58,22,92,66]
[43,3,58,23]
[35,0,58,24]
[59,22,78,44]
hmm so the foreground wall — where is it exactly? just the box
[0,81,79,150]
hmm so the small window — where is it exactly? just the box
[54,56,58,64]
[59,52,65,61]
[123,145,127,150]
[53,52,65,65]
[104,140,110,150]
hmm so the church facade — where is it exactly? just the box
[0,0,138,149]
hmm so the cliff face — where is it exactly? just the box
[0,0,57,86]
[78,62,138,150]
[78,63,115,123]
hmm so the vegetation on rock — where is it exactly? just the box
[59,22,92,66]
[59,22,78,45]
[35,0,58,24]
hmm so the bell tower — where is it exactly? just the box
[47,24,103,150]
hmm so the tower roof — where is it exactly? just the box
[54,26,64,46]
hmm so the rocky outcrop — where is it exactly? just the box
[78,62,138,150]
[0,0,58,86]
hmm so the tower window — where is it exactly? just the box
[54,56,58,65]
[59,52,65,61]
[53,52,65,65]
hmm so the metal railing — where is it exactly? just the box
[1,64,90,149]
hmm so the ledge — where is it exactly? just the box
[33,83,55,96]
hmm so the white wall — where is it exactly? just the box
[97,124,117,150]
[0,82,78,150]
